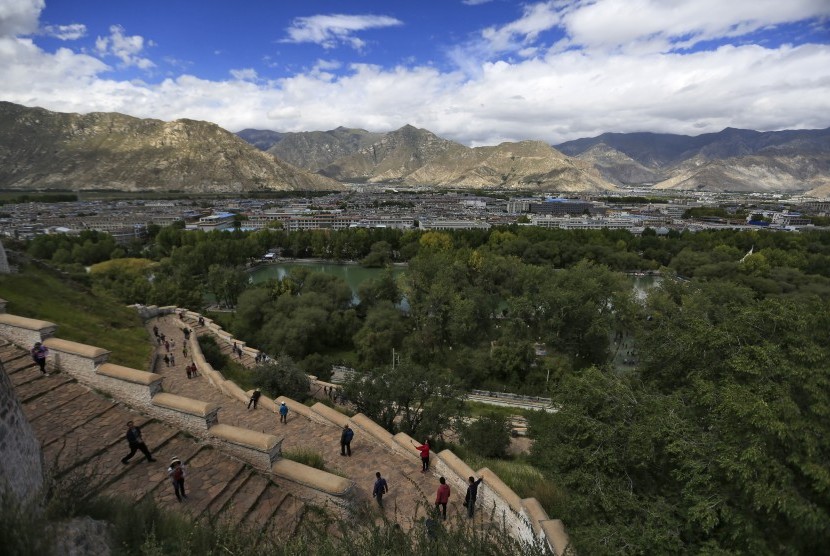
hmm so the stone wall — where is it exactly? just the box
[0,360,44,501]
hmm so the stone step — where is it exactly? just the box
[0,342,25,360]
[265,494,305,539]
[7,360,45,385]
[14,371,75,403]
[99,432,202,502]
[242,482,290,535]
[203,467,255,519]
[20,380,89,421]
[33,392,117,448]
[166,445,247,518]
[215,473,274,526]
[41,407,148,474]
[0,348,29,369]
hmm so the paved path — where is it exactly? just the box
[0,339,307,538]
[151,314,459,528]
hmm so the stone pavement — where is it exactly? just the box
[152,314,466,528]
[1,339,307,538]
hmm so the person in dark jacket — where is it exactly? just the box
[373,471,389,508]
[340,424,354,456]
[247,388,261,409]
[121,421,156,464]
[31,342,49,374]
[464,476,483,518]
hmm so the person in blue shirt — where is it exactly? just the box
[373,472,389,508]
[279,401,289,424]
[340,424,354,456]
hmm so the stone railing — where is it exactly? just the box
[133,305,571,554]
[0,312,352,497]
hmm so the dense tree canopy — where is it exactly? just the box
[530,284,830,554]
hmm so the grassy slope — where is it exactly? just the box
[0,264,152,369]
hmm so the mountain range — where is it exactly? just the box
[0,101,340,193]
[241,123,830,196]
[1,100,828,196]
[555,127,830,195]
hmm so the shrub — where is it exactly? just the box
[252,356,310,401]
[460,413,511,458]
[197,335,228,370]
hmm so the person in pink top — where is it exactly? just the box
[414,439,430,472]
[435,476,450,519]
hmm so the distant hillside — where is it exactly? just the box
[236,129,284,151]
[238,124,616,192]
[0,102,342,192]
[556,127,830,193]
[266,126,384,171]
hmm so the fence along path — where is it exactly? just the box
[0,338,306,538]
[152,313,453,528]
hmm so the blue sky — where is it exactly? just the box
[1,0,829,145]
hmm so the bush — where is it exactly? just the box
[461,413,511,458]
[300,353,333,381]
[252,356,311,401]
[197,335,228,370]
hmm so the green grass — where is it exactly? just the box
[451,445,563,515]
[464,400,538,420]
[282,448,327,470]
[0,264,152,369]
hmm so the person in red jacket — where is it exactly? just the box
[414,439,430,472]
[435,476,450,519]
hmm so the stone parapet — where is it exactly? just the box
[477,466,534,544]
[309,402,351,428]
[271,458,353,497]
[540,519,572,556]
[521,497,549,538]
[391,431,429,462]
[151,392,220,436]
[95,363,163,407]
[0,314,57,349]
[223,381,248,404]
[434,449,477,499]
[43,337,110,379]
[209,423,282,471]
[276,396,331,425]
[350,414,412,459]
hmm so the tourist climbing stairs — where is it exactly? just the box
[0,339,306,539]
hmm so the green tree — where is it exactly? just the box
[252,356,311,401]
[461,413,511,458]
[343,362,466,438]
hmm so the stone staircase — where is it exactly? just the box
[0,339,306,539]
[154,313,447,527]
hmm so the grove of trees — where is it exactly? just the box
[21,221,830,554]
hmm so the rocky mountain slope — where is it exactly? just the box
[0,102,342,192]
[556,127,830,193]
[264,127,384,171]
[241,124,617,192]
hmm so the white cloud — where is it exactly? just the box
[558,0,830,53]
[281,13,403,50]
[230,67,258,81]
[42,23,86,40]
[0,0,828,146]
[0,0,43,37]
[95,24,154,69]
